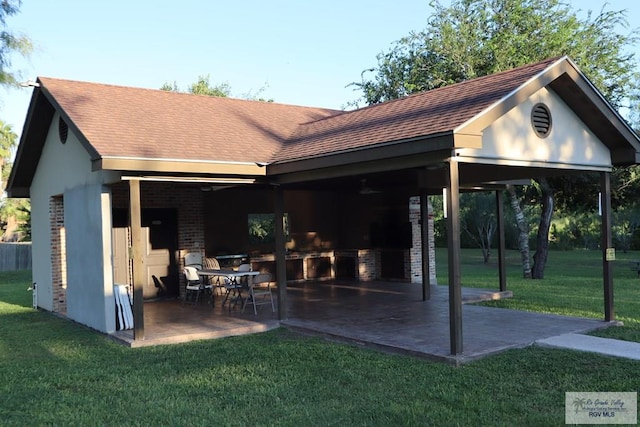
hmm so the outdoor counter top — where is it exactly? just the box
[249,249,366,262]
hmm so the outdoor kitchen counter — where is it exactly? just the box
[249,249,378,282]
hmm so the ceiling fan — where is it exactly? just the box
[359,179,382,195]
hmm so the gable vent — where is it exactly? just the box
[58,117,68,144]
[531,103,552,138]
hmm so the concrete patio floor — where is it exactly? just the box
[111,280,614,364]
[283,281,613,364]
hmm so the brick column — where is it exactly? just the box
[409,196,436,285]
[357,249,377,281]
[50,196,67,313]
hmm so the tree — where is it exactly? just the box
[14,202,29,240]
[531,177,553,278]
[187,75,232,97]
[612,165,640,210]
[507,185,532,278]
[0,120,16,187]
[352,0,640,278]
[0,2,31,241]
[0,120,29,241]
[161,74,231,97]
[612,203,640,253]
[354,0,639,110]
[161,75,273,101]
[0,0,32,87]
[460,192,497,264]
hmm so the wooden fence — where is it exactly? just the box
[0,243,32,271]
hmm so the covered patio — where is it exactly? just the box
[110,280,609,365]
[9,56,639,360]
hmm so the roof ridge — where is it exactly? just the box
[37,76,343,112]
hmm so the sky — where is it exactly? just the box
[1,0,639,141]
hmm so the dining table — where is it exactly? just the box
[197,269,260,309]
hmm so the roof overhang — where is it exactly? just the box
[269,133,458,184]
[6,85,54,198]
[7,78,103,198]
[97,157,267,177]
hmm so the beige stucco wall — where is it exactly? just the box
[30,112,120,332]
[459,86,612,171]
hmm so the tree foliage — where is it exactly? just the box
[0,120,17,197]
[0,0,32,87]
[0,120,16,166]
[0,120,29,241]
[0,2,31,241]
[353,0,639,114]
[612,203,640,253]
[612,165,640,209]
[460,192,497,264]
[161,74,231,97]
[160,75,273,101]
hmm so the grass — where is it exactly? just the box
[1,251,640,426]
[435,248,640,342]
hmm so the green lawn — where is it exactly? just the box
[435,248,640,341]
[1,251,639,426]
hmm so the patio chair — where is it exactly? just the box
[242,272,275,315]
[182,266,212,307]
[184,252,203,270]
[222,263,252,309]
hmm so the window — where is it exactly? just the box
[248,213,289,244]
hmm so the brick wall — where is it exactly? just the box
[50,195,67,313]
[356,249,377,281]
[409,196,437,285]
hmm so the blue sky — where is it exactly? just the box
[1,0,639,140]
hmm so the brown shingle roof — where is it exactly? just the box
[38,77,340,164]
[38,57,563,168]
[274,57,563,163]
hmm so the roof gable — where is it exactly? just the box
[272,56,640,168]
[458,85,613,171]
[273,57,563,163]
[457,57,640,165]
